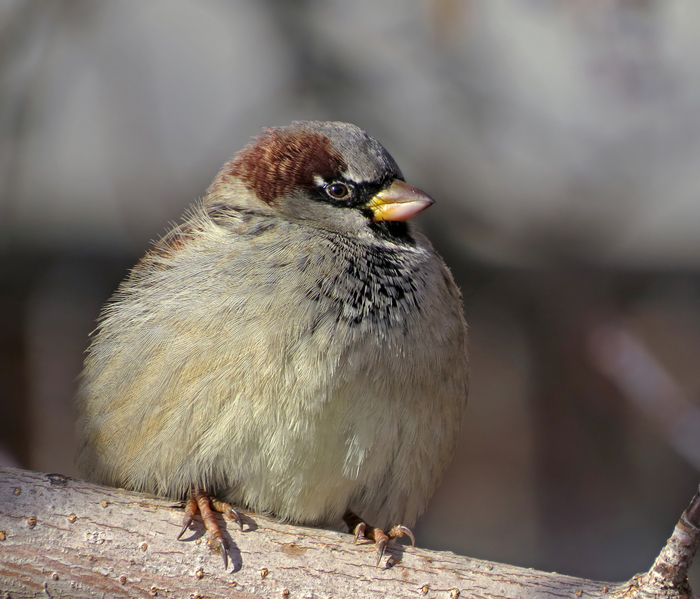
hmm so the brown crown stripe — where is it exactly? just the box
[228,129,347,204]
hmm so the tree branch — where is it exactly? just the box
[0,467,697,599]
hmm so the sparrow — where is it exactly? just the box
[75,121,469,567]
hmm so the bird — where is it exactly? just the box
[75,120,469,567]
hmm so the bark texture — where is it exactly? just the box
[0,467,697,599]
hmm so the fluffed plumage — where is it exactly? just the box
[76,121,468,545]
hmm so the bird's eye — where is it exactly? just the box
[325,182,351,200]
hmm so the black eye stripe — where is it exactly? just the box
[313,178,387,210]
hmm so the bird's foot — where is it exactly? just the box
[343,510,415,567]
[177,485,242,569]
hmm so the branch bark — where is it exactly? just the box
[0,467,697,599]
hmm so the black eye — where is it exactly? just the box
[325,182,351,200]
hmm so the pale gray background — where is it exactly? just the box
[1,0,699,584]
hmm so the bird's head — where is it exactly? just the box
[206,121,434,237]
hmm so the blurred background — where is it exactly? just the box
[1,0,700,585]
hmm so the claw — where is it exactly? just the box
[177,487,239,569]
[376,549,385,567]
[177,515,194,540]
[388,524,415,546]
[375,534,389,566]
[231,510,243,531]
[342,510,415,568]
[177,490,198,540]
[353,522,366,544]
[212,498,243,531]
[374,528,390,566]
[209,535,229,570]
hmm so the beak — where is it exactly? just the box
[366,179,435,222]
